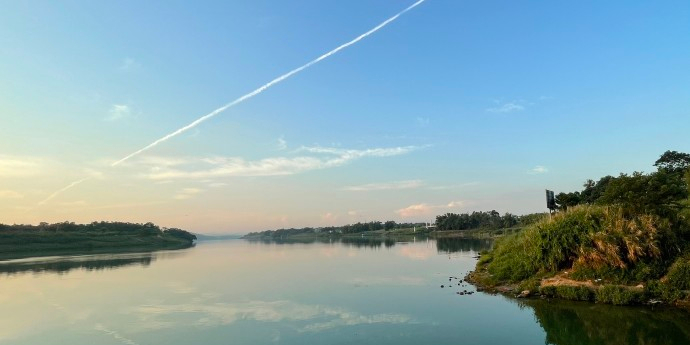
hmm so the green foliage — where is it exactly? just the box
[595,285,644,305]
[518,278,541,292]
[555,192,581,211]
[540,285,594,301]
[0,221,195,259]
[644,280,683,303]
[666,256,690,290]
[518,213,548,226]
[485,205,665,283]
[598,171,688,218]
[164,228,197,242]
[654,150,690,174]
[435,210,518,230]
[245,221,426,238]
[384,220,396,231]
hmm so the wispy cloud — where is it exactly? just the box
[486,102,525,113]
[277,136,287,150]
[131,300,412,333]
[106,104,131,121]
[135,145,420,180]
[174,188,203,200]
[322,212,338,222]
[0,156,46,177]
[395,201,465,218]
[0,190,23,199]
[119,57,140,71]
[416,117,430,126]
[428,182,479,190]
[529,165,549,174]
[343,180,423,192]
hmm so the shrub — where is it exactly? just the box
[595,285,643,305]
[666,256,690,290]
[644,280,682,303]
[485,205,665,284]
[539,285,593,301]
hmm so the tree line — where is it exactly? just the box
[244,221,428,238]
[0,221,197,242]
[553,150,690,218]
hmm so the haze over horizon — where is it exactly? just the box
[2,1,689,234]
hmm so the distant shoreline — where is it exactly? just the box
[0,221,196,261]
[241,227,519,241]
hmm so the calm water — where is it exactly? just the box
[1,237,689,345]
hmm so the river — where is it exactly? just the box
[0,237,688,344]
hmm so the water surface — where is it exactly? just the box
[0,237,688,344]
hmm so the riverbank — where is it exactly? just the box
[466,205,690,309]
[242,226,519,241]
[0,221,196,261]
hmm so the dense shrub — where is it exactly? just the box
[595,285,644,305]
[540,285,594,301]
[666,256,690,290]
[485,205,665,284]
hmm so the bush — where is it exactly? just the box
[595,285,643,305]
[539,285,593,301]
[666,256,690,290]
[644,280,682,303]
[485,205,665,284]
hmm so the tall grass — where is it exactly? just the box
[486,205,666,283]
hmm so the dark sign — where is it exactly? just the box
[545,189,556,210]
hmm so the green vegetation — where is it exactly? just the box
[522,298,690,345]
[243,221,430,239]
[0,221,196,260]
[469,150,690,307]
[244,212,547,241]
[435,210,546,231]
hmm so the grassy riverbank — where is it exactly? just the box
[467,205,690,307]
[468,150,690,308]
[0,221,196,260]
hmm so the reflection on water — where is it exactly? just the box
[245,236,398,248]
[435,237,492,254]
[0,238,688,345]
[246,236,492,253]
[519,299,690,345]
[0,250,189,275]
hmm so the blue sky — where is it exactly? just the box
[1,0,689,233]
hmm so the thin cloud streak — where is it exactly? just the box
[37,0,427,206]
[529,165,548,174]
[396,200,465,218]
[37,177,91,206]
[138,145,419,180]
[343,180,423,191]
[486,102,524,113]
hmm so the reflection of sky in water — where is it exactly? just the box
[0,239,688,345]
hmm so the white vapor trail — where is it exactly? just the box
[37,0,427,206]
[37,177,91,205]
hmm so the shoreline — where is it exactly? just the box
[465,259,690,311]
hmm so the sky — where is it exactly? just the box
[1,0,689,234]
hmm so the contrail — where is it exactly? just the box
[37,176,91,205]
[37,0,427,205]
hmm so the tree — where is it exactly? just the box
[598,171,687,217]
[556,192,581,211]
[384,221,396,231]
[654,150,690,174]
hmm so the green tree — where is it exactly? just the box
[654,150,690,174]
